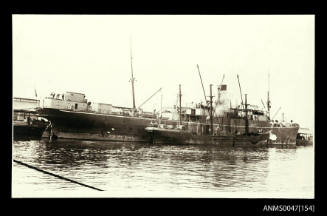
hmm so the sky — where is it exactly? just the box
[12,15,314,131]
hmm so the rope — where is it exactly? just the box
[13,160,104,191]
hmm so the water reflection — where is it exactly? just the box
[12,139,314,197]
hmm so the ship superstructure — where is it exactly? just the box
[146,84,270,146]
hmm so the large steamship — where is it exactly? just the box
[37,82,298,145]
[145,84,270,146]
[36,48,298,144]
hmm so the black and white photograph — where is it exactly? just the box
[12,15,314,198]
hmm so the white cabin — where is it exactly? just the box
[91,103,113,114]
[64,92,87,103]
[42,92,88,112]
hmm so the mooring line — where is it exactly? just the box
[13,159,104,192]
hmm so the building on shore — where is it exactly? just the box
[13,97,40,110]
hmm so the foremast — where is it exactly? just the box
[209,84,214,135]
[130,39,136,115]
[267,73,271,120]
[178,84,182,126]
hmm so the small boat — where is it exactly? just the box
[296,128,313,146]
[13,109,49,140]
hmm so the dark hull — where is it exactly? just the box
[270,127,299,145]
[146,127,269,147]
[37,108,299,145]
[13,125,46,140]
[38,108,155,142]
[296,139,313,146]
[225,119,299,145]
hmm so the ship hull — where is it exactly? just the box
[145,127,269,147]
[38,108,155,142]
[244,120,299,145]
[37,108,299,145]
[41,130,147,142]
[296,139,313,146]
[13,125,46,140]
[269,127,299,145]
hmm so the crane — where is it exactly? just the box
[272,106,282,120]
[261,99,266,110]
[196,64,207,104]
[137,88,162,109]
[237,74,244,108]
[220,74,225,85]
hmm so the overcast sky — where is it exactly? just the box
[12,15,314,131]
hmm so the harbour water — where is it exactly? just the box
[12,139,314,198]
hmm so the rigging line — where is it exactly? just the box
[13,160,104,192]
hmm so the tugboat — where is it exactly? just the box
[13,109,49,140]
[145,84,270,146]
[296,128,313,146]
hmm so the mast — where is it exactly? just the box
[209,84,214,135]
[267,73,271,119]
[130,39,136,112]
[179,84,182,126]
[160,93,163,124]
[245,94,249,135]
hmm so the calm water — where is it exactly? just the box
[12,139,314,198]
